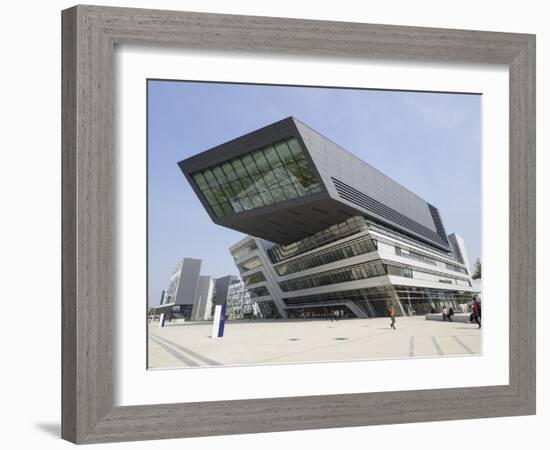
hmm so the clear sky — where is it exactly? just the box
[148,80,481,306]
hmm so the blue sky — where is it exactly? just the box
[148,80,481,305]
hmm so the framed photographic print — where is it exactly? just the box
[62,5,536,444]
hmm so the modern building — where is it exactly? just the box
[156,257,216,321]
[178,117,474,318]
[212,275,240,306]
[193,275,215,321]
[226,281,261,319]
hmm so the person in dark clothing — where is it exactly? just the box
[388,304,397,330]
[447,306,454,321]
[472,297,481,328]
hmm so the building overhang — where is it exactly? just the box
[178,116,450,251]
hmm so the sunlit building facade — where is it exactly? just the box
[179,117,474,318]
[158,258,217,321]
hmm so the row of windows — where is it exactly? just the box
[268,215,466,277]
[274,236,378,276]
[445,262,468,274]
[269,216,369,263]
[395,246,437,266]
[366,220,451,257]
[247,286,270,298]
[279,257,470,293]
[201,168,320,218]
[242,271,266,286]
[236,256,263,273]
[231,240,258,260]
[191,137,321,218]
[283,286,395,307]
[395,286,474,315]
[395,245,468,274]
[387,261,471,285]
[411,271,454,285]
[196,138,306,188]
[386,265,413,278]
[256,300,281,319]
[394,285,473,302]
[286,305,356,319]
[282,285,473,318]
[279,261,387,292]
[370,221,468,272]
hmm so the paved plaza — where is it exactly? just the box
[148,316,481,369]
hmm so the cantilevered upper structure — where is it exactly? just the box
[178,117,450,252]
[178,117,473,319]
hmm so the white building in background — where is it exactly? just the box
[212,275,240,306]
[193,276,215,321]
[161,258,202,319]
[159,257,218,321]
[226,281,261,319]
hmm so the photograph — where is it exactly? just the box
[147,80,482,369]
[1,0,540,446]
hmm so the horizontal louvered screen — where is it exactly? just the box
[332,177,448,247]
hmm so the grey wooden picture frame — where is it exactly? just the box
[61,4,536,444]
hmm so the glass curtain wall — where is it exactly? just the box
[191,137,321,218]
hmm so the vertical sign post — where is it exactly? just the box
[211,303,227,339]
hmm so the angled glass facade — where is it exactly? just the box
[191,137,321,218]
[274,235,378,276]
[268,216,369,263]
[236,256,263,273]
[279,260,387,292]
[242,271,266,286]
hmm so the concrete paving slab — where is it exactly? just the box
[148,316,482,369]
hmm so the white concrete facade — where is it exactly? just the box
[192,275,215,321]
[229,217,474,319]
[162,258,202,307]
[161,258,219,321]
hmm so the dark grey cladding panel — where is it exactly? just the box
[427,204,449,246]
[178,117,302,173]
[293,119,449,249]
[332,178,449,247]
[293,119,438,233]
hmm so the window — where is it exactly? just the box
[191,137,320,218]
[248,286,270,298]
[279,261,387,292]
[237,257,263,273]
[231,240,258,260]
[274,236,377,276]
[243,271,266,286]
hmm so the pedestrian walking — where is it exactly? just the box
[472,296,481,328]
[388,304,397,329]
[447,305,454,322]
